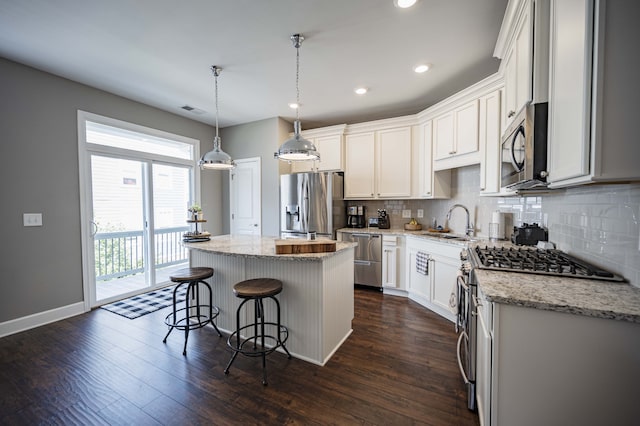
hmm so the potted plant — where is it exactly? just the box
[188,204,202,220]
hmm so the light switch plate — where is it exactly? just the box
[402,209,411,218]
[417,209,424,218]
[23,213,43,227]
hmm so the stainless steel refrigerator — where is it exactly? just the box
[280,172,346,239]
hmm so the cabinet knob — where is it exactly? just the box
[508,110,516,118]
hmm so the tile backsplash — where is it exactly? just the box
[349,165,640,287]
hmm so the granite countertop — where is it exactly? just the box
[474,261,640,324]
[338,228,640,323]
[183,234,356,261]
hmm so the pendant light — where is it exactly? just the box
[199,65,235,170]
[274,34,320,162]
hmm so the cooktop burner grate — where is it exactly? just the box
[470,246,625,282]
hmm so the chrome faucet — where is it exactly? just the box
[446,204,474,237]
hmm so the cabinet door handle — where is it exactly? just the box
[508,110,516,118]
[449,151,456,155]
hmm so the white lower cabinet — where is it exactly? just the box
[475,287,493,426]
[477,288,640,426]
[405,236,460,322]
[382,235,405,292]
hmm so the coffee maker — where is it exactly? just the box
[377,209,390,229]
[347,205,366,228]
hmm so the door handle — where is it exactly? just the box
[90,221,98,237]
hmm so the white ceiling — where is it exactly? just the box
[0,0,508,129]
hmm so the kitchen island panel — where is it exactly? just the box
[189,243,354,365]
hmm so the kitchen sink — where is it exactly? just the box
[419,232,477,243]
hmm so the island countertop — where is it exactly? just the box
[183,234,356,260]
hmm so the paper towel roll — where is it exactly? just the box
[490,211,505,240]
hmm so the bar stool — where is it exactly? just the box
[224,278,291,385]
[163,267,221,355]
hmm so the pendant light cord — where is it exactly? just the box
[295,43,300,122]
[214,67,219,140]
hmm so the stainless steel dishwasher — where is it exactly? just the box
[342,232,382,288]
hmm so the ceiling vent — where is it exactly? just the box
[180,105,206,115]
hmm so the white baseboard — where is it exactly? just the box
[0,302,86,338]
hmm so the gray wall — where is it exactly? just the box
[0,57,220,322]
[220,117,292,237]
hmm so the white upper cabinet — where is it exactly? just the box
[344,125,412,199]
[433,99,481,170]
[290,125,346,173]
[479,89,507,195]
[344,132,376,198]
[376,127,412,198]
[416,121,451,199]
[495,0,534,129]
[546,0,640,187]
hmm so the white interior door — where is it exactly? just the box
[230,157,261,235]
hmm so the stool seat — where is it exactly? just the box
[170,267,214,282]
[233,278,282,298]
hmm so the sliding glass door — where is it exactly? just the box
[78,111,200,307]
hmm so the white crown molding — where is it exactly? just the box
[493,0,529,59]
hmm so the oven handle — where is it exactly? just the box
[455,274,468,333]
[457,274,468,291]
[456,331,470,384]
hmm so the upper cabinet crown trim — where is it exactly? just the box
[344,115,418,134]
[494,0,530,59]
[416,72,503,122]
[300,124,347,138]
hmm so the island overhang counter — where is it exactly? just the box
[183,235,356,366]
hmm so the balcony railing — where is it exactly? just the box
[95,226,189,281]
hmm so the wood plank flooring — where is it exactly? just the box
[0,288,479,425]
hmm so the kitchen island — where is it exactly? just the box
[183,235,356,365]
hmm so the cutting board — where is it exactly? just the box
[275,239,337,254]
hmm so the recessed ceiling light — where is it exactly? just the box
[288,102,299,109]
[414,64,430,73]
[354,87,368,95]
[394,0,418,9]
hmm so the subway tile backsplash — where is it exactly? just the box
[349,165,640,287]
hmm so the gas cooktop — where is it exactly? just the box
[468,245,625,282]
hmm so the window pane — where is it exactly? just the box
[86,121,193,160]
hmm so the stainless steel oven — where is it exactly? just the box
[456,245,625,413]
[456,253,476,411]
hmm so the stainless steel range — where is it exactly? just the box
[455,245,624,412]
[468,245,625,281]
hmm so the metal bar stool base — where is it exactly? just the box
[224,280,291,385]
[163,276,221,355]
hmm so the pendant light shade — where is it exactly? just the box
[275,34,320,162]
[199,66,235,170]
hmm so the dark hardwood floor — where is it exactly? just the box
[0,288,479,425]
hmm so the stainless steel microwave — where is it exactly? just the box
[500,102,548,190]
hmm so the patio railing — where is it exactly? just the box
[95,226,189,280]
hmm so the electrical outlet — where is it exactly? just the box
[23,213,43,227]
[402,209,411,218]
[417,209,424,218]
